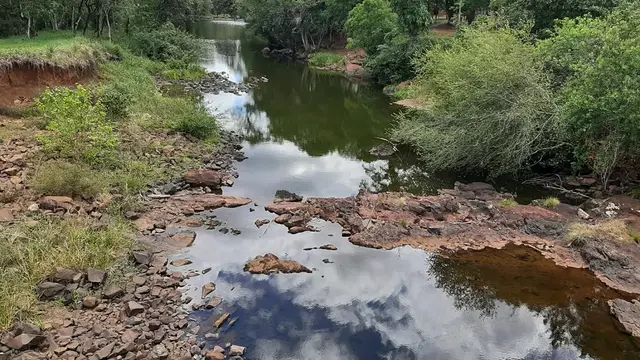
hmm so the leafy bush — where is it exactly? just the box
[542,197,560,209]
[127,23,201,63]
[95,84,131,120]
[36,86,119,166]
[32,160,107,197]
[168,101,218,140]
[391,19,561,177]
[308,52,345,68]
[538,2,640,186]
[367,32,438,84]
[160,60,207,80]
[346,0,398,56]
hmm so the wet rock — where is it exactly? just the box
[289,226,312,234]
[274,213,292,224]
[36,282,65,298]
[369,143,396,157]
[319,244,337,251]
[205,296,222,309]
[255,219,270,228]
[184,170,224,188]
[214,313,230,328]
[171,230,197,247]
[219,227,229,234]
[244,254,312,274]
[201,282,216,298]
[274,190,302,203]
[205,348,225,360]
[171,258,193,267]
[4,334,45,350]
[322,258,334,264]
[86,268,106,284]
[230,345,246,356]
[609,299,640,338]
[125,301,145,316]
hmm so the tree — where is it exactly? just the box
[391,19,561,176]
[345,0,398,55]
[538,1,640,185]
[390,0,430,36]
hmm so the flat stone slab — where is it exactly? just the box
[609,298,640,337]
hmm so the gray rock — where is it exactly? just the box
[577,208,590,220]
[151,344,169,359]
[609,298,640,338]
[36,282,65,298]
[53,268,79,283]
[103,286,123,299]
[4,334,45,350]
[96,342,115,359]
[201,282,216,298]
[87,268,106,284]
[132,250,152,265]
[125,301,145,316]
[12,322,41,336]
[230,345,246,356]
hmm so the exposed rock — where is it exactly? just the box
[274,190,302,203]
[230,345,246,356]
[289,226,312,234]
[102,286,123,299]
[609,299,640,338]
[171,258,193,267]
[205,296,222,309]
[4,334,45,350]
[201,282,216,298]
[184,170,224,188]
[38,196,74,211]
[151,344,169,359]
[577,208,590,220]
[124,301,145,316]
[214,313,230,328]
[369,143,396,157]
[95,342,115,359]
[86,268,106,284]
[319,244,337,251]
[82,296,99,309]
[132,250,152,265]
[255,219,270,228]
[0,208,14,221]
[52,268,79,284]
[36,282,65,298]
[244,254,312,274]
[171,231,197,247]
[205,348,225,360]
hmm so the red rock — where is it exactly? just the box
[38,196,74,211]
[244,254,312,274]
[184,170,224,188]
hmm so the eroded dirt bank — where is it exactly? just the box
[264,182,640,296]
[0,64,96,107]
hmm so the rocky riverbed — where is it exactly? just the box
[159,72,268,96]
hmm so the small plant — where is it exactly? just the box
[308,52,345,68]
[36,86,119,166]
[500,199,518,207]
[566,220,633,247]
[32,160,107,197]
[631,188,640,200]
[95,84,131,120]
[542,197,561,209]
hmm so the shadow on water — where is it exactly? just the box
[180,20,640,360]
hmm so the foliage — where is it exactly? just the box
[166,100,219,140]
[491,0,619,34]
[500,199,518,207]
[0,218,131,330]
[390,0,431,36]
[538,2,640,184]
[308,52,345,68]
[95,83,131,120]
[346,0,398,56]
[36,86,119,166]
[566,220,633,247]
[32,161,107,197]
[367,32,438,84]
[542,197,560,209]
[127,23,201,63]
[391,20,561,176]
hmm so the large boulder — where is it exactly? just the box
[184,170,224,188]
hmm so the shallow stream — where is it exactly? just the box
[177,20,640,360]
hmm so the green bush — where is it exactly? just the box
[367,32,438,85]
[542,197,560,209]
[346,0,398,56]
[32,160,107,197]
[538,2,640,186]
[36,86,119,166]
[127,23,201,63]
[168,101,218,140]
[391,19,561,177]
[95,84,131,120]
[308,52,345,68]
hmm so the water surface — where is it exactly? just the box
[179,20,640,360]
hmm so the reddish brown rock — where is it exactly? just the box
[319,244,337,251]
[609,299,640,338]
[184,170,224,188]
[244,254,312,274]
[38,196,74,211]
[171,231,197,247]
[214,313,230,328]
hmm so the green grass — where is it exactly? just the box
[308,52,345,68]
[500,199,518,207]
[32,160,108,197]
[0,217,132,330]
[0,31,106,69]
[542,197,561,209]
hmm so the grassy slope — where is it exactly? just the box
[0,32,217,330]
[0,31,106,69]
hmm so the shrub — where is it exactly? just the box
[36,86,119,166]
[0,218,131,330]
[500,199,518,207]
[168,101,218,140]
[32,160,107,198]
[127,23,201,63]
[308,52,345,68]
[538,2,640,186]
[391,19,561,177]
[346,0,398,56]
[95,84,131,120]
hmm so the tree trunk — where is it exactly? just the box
[105,8,111,41]
[98,8,103,37]
[27,15,31,39]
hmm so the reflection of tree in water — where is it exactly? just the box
[427,245,640,359]
[361,158,455,195]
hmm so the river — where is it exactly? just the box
[177,20,640,360]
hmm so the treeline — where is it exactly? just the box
[391,1,639,187]
[0,0,212,38]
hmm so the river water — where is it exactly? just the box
[177,20,640,359]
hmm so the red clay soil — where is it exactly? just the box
[0,64,96,108]
[265,182,640,295]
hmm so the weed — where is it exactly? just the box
[0,217,132,330]
[32,160,107,198]
[542,197,561,209]
[500,199,518,207]
[308,52,345,68]
[566,220,633,247]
